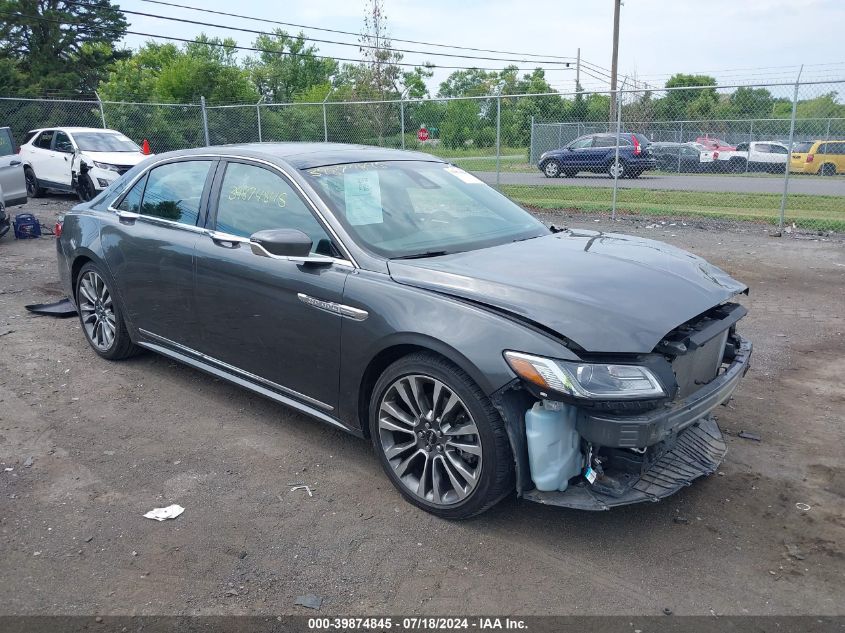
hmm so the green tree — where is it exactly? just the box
[248,30,338,103]
[0,0,128,94]
[654,74,718,120]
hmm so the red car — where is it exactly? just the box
[696,135,736,151]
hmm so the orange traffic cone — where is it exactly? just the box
[141,139,151,155]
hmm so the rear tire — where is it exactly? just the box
[369,352,514,519]
[821,163,837,177]
[75,262,139,360]
[607,160,626,179]
[24,167,43,198]
[542,160,561,178]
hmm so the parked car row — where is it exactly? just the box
[539,132,844,177]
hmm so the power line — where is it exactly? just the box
[135,0,581,62]
[62,0,573,66]
[0,9,572,73]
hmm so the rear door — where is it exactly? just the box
[824,142,845,172]
[0,127,27,206]
[25,130,59,184]
[100,158,216,349]
[193,158,351,411]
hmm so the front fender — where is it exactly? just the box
[338,269,576,429]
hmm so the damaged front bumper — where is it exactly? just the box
[524,415,726,510]
[500,336,751,511]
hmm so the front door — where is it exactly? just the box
[100,158,216,349]
[51,130,75,187]
[194,159,351,412]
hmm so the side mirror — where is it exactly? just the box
[250,228,312,257]
[248,228,334,265]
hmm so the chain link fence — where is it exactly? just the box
[2,78,843,232]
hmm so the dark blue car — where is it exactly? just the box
[538,133,656,179]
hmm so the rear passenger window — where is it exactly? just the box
[816,143,828,154]
[215,162,332,255]
[116,174,147,213]
[829,143,845,155]
[137,161,211,225]
[34,130,54,149]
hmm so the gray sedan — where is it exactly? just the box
[56,144,752,518]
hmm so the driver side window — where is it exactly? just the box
[54,131,74,153]
[215,162,333,256]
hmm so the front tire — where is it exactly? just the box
[541,160,561,178]
[77,173,97,202]
[75,262,139,360]
[369,352,514,519]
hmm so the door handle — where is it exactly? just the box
[208,230,250,248]
[116,209,139,225]
[9,160,21,166]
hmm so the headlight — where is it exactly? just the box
[504,351,665,400]
[93,161,119,172]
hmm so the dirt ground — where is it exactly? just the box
[1,196,844,616]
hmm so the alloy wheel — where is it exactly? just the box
[377,374,483,506]
[78,270,116,351]
[609,161,625,178]
[543,161,560,177]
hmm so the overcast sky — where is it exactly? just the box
[120,0,845,96]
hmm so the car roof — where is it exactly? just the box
[144,142,446,170]
[27,127,127,134]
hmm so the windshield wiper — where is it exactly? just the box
[391,250,451,260]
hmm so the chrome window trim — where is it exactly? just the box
[138,328,334,411]
[106,152,359,268]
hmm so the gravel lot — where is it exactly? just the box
[1,196,844,616]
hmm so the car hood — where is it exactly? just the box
[387,231,747,354]
[81,151,150,165]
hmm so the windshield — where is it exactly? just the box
[792,141,813,153]
[303,161,549,259]
[74,132,140,153]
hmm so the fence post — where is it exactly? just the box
[400,100,405,149]
[256,98,263,142]
[746,120,753,173]
[322,102,328,143]
[677,120,683,173]
[611,82,626,220]
[95,91,106,128]
[200,96,210,147]
[779,67,803,230]
[825,118,831,141]
[495,95,501,190]
[529,115,534,163]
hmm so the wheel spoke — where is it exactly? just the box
[379,400,415,428]
[439,393,462,421]
[408,376,431,415]
[443,420,479,436]
[384,439,417,459]
[394,379,421,417]
[445,439,482,456]
[378,416,415,435]
[394,449,422,478]
[438,455,468,501]
[79,277,97,304]
[445,449,478,484]
[417,452,432,498]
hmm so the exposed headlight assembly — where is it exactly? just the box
[93,161,120,172]
[504,351,665,400]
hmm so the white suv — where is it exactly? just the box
[19,127,152,201]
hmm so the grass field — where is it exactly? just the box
[502,185,845,231]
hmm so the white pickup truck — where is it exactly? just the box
[717,141,789,173]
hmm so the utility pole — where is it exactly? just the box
[609,0,621,122]
[575,47,581,93]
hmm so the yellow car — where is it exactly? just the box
[790,140,845,175]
